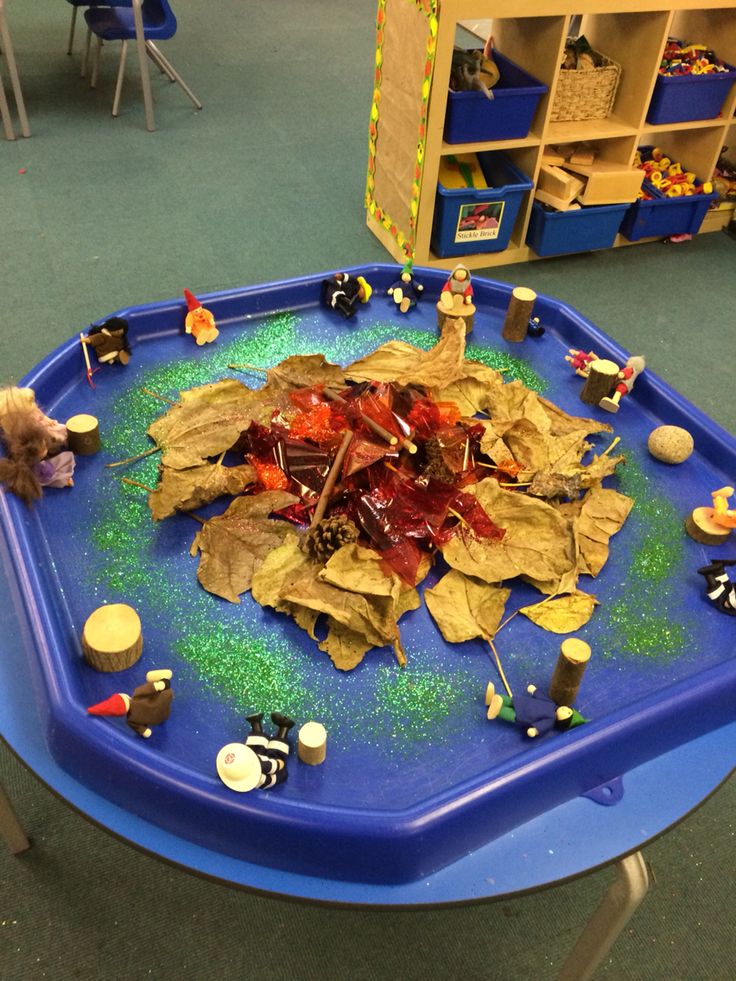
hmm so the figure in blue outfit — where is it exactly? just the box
[387,261,424,314]
[485,682,587,738]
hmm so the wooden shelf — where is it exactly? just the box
[366,0,736,268]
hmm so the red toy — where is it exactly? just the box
[183,289,219,345]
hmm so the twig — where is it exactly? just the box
[105,446,161,468]
[600,435,621,457]
[324,387,398,447]
[487,638,513,698]
[308,430,353,530]
[120,477,156,493]
[228,362,267,373]
[447,507,469,529]
[495,591,560,637]
[80,333,95,389]
[500,481,532,487]
[142,387,176,405]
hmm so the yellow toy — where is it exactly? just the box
[183,289,219,346]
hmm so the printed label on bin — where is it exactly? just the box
[454,201,505,242]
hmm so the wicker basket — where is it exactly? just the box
[550,43,622,123]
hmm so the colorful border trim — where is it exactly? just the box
[365,0,438,260]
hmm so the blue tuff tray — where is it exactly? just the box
[1,266,734,884]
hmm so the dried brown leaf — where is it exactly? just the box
[266,354,345,392]
[575,486,633,577]
[149,462,255,521]
[318,619,373,671]
[519,590,599,633]
[345,318,467,389]
[425,569,510,643]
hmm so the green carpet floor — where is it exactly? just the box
[1,2,734,979]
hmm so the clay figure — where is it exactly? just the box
[322,273,373,319]
[216,711,295,792]
[183,289,219,345]
[439,264,474,313]
[485,682,586,738]
[83,318,131,365]
[697,559,736,616]
[87,669,174,738]
[599,355,646,413]
[387,261,424,313]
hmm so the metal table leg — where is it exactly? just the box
[0,780,30,855]
[557,851,649,981]
[0,0,30,137]
[131,0,154,132]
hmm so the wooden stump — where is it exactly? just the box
[436,301,475,333]
[502,286,537,342]
[66,413,101,455]
[580,359,619,405]
[549,638,591,706]
[297,721,327,766]
[685,508,732,546]
[81,604,143,672]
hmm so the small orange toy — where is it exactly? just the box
[183,289,219,345]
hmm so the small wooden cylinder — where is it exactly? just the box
[502,286,537,342]
[66,413,101,455]
[580,359,619,405]
[297,721,327,766]
[685,508,732,546]
[436,302,475,334]
[549,638,591,706]
[81,604,143,672]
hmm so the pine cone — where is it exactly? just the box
[306,515,359,562]
[423,437,454,484]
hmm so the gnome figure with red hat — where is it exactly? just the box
[87,669,173,738]
[183,289,219,345]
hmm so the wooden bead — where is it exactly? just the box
[66,413,101,455]
[549,638,591,706]
[81,604,143,672]
[297,721,327,766]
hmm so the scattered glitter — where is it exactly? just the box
[465,343,546,391]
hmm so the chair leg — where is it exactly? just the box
[90,35,102,89]
[145,42,202,110]
[0,65,16,141]
[146,41,175,82]
[81,26,91,77]
[131,0,154,131]
[67,7,77,55]
[0,4,29,137]
[112,40,127,117]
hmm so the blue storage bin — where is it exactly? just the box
[444,50,547,143]
[646,65,736,124]
[620,181,718,241]
[526,200,629,257]
[431,151,533,258]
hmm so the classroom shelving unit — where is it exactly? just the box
[365,1,736,268]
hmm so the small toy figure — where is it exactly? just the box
[439,263,474,313]
[322,273,373,319]
[485,682,586,738]
[528,316,545,338]
[216,711,295,792]
[387,261,424,313]
[87,669,174,738]
[686,486,736,545]
[598,355,646,413]
[565,348,599,377]
[0,387,75,505]
[82,317,131,365]
[697,559,736,616]
[183,289,219,345]
[710,486,736,529]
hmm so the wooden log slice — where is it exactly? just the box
[580,359,619,405]
[66,413,102,455]
[502,286,537,342]
[549,638,592,706]
[297,721,327,766]
[81,603,143,672]
[684,508,732,546]
[436,303,475,333]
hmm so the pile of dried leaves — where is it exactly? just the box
[142,319,632,671]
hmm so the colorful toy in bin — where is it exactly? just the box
[87,670,173,739]
[485,682,587,739]
[387,261,424,314]
[686,487,736,546]
[697,560,736,617]
[647,39,736,124]
[216,712,294,792]
[83,317,131,366]
[0,387,75,505]
[599,356,646,414]
[450,37,499,101]
[183,290,219,345]
[565,348,599,378]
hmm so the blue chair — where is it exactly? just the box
[66,2,132,77]
[84,0,201,129]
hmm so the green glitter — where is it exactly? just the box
[371,665,476,746]
[173,624,326,719]
[465,343,546,391]
[600,454,690,662]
